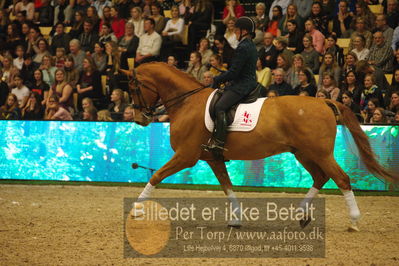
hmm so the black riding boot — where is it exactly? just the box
[202,111,228,160]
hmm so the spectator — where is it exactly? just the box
[50,22,71,54]
[351,34,369,61]
[0,93,20,120]
[54,47,66,69]
[187,0,213,52]
[318,52,341,88]
[197,38,213,66]
[268,0,290,21]
[33,38,51,64]
[275,36,294,64]
[256,58,272,88]
[360,74,384,109]
[339,70,362,105]
[36,0,54,26]
[252,2,268,32]
[340,90,361,120]
[105,41,122,92]
[287,54,313,88]
[68,11,85,39]
[91,42,107,73]
[186,51,207,82]
[308,2,329,36]
[115,0,132,20]
[268,68,294,96]
[14,0,35,21]
[64,55,80,89]
[166,54,179,68]
[178,0,194,19]
[325,34,344,67]
[21,91,44,120]
[213,35,234,68]
[202,71,214,87]
[82,106,98,121]
[367,30,394,73]
[294,68,316,96]
[209,54,227,77]
[286,19,304,54]
[348,17,372,51]
[352,1,375,31]
[13,45,26,70]
[342,52,358,80]
[374,14,394,45]
[77,56,103,109]
[258,32,278,70]
[332,0,352,38]
[39,55,57,87]
[393,26,399,51]
[118,22,139,70]
[267,90,279,98]
[11,75,30,107]
[304,19,325,54]
[109,7,125,39]
[356,60,390,99]
[370,107,388,124]
[86,6,100,31]
[161,6,185,60]
[123,105,134,121]
[93,0,112,20]
[0,73,9,107]
[150,3,166,34]
[388,90,399,113]
[292,0,312,19]
[26,26,43,56]
[69,39,86,71]
[319,73,340,101]
[20,53,37,89]
[54,0,73,25]
[362,98,380,123]
[79,18,100,53]
[2,55,20,88]
[276,53,291,79]
[44,94,73,120]
[386,0,399,29]
[141,0,154,18]
[129,7,145,37]
[47,69,74,112]
[222,0,244,25]
[301,34,320,74]
[316,89,330,99]
[99,23,118,44]
[136,18,162,64]
[20,22,31,47]
[224,17,238,49]
[266,5,282,37]
[31,69,50,103]
[108,88,127,121]
[391,69,399,92]
[97,109,113,121]
[278,4,303,36]
[4,24,22,57]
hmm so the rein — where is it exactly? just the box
[130,69,207,118]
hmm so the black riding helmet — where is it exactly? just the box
[235,16,256,40]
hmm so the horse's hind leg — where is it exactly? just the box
[295,153,329,228]
[318,156,361,231]
[206,160,241,227]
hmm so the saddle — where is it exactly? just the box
[209,83,262,125]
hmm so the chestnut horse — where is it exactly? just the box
[129,62,398,230]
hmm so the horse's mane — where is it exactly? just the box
[138,62,204,87]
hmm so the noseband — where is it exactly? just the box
[130,68,207,119]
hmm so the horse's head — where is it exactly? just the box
[129,68,160,126]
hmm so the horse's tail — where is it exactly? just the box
[327,100,399,184]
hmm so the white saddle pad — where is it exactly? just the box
[204,90,267,132]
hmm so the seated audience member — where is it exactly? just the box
[224,17,238,49]
[316,89,330,99]
[286,19,304,54]
[222,0,245,26]
[86,6,100,31]
[276,54,291,80]
[367,30,394,74]
[294,68,317,97]
[197,38,213,66]
[82,106,98,121]
[213,35,235,68]
[33,38,52,65]
[186,0,213,52]
[374,14,394,45]
[1,55,20,88]
[68,11,85,39]
[166,55,179,68]
[369,107,388,124]
[69,39,86,71]
[118,22,139,70]
[20,54,37,90]
[92,42,107,73]
[0,93,21,120]
[209,54,227,77]
[44,94,73,120]
[48,69,74,112]
[123,105,135,121]
[105,41,124,92]
[331,0,353,38]
[308,2,329,36]
[64,55,80,90]
[39,55,57,88]
[11,75,30,108]
[97,109,114,121]
[186,51,207,82]
[252,2,268,32]
[342,52,358,79]
[136,18,162,65]
[292,0,312,19]
[275,36,294,64]
[150,3,166,34]
[287,54,314,88]
[304,19,325,54]
[266,5,282,37]
[267,68,294,97]
[76,56,103,109]
[109,7,126,39]
[202,71,214,87]
[0,74,9,108]
[258,32,278,70]
[318,52,341,88]
[298,90,309,96]
[278,4,304,36]
[351,34,369,61]
[325,34,344,67]
[360,73,385,109]
[99,23,118,44]
[388,91,399,114]
[79,19,100,53]
[348,17,372,51]
[108,89,127,121]
[54,0,74,25]
[13,46,25,71]
[340,91,361,120]
[21,92,44,120]
[31,69,49,104]
[301,35,320,74]
[36,0,54,26]
[318,73,340,101]
[14,0,35,21]
[267,90,279,98]
[129,7,145,38]
[161,6,184,59]
[256,59,272,88]
[339,70,362,105]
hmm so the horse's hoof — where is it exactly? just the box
[130,202,145,218]
[228,219,242,228]
[347,224,360,232]
[300,217,312,228]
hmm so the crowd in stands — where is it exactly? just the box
[0,0,399,124]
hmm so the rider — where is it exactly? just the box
[203,16,258,160]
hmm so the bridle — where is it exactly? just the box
[129,69,207,119]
